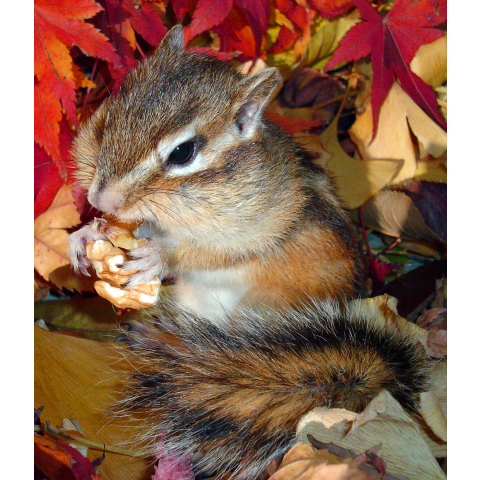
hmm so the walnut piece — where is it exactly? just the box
[84,220,161,309]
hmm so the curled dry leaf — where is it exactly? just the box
[297,391,446,480]
[360,190,445,244]
[410,36,447,88]
[270,443,381,480]
[349,83,447,184]
[420,392,447,442]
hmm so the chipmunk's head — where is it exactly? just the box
[73,25,284,232]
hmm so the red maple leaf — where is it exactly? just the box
[185,0,270,59]
[324,0,447,137]
[187,0,234,40]
[235,0,270,57]
[308,0,362,18]
[97,0,168,89]
[34,0,118,159]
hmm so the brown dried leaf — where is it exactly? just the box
[297,391,446,480]
[270,443,380,480]
[35,326,151,479]
[360,190,445,244]
[322,116,403,209]
[349,83,447,183]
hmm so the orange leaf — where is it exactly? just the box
[34,79,62,160]
[34,185,81,282]
[34,0,118,156]
[35,434,77,480]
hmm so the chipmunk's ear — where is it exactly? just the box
[156,25,184,53]
[235,68,282,137]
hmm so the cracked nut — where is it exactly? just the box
[84,222,161,309]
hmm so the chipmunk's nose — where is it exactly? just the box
[88,186,124,215]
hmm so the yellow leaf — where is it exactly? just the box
[34,185,80,281]
[35,326,151,479]
[415,157,447,183]
[273,9,294,31]
[410,35,447,88]
[349,82,447,184]
[322,117,402,209]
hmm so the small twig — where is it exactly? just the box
[313,93,351,111]
[136,41,147,59]
[358,206,372,261]
[44,422,146,458]
[374,238,402,259]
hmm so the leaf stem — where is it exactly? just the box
[44,422,147,458]
[358,206,372,261]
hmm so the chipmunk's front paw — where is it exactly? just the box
[123,241,167,287]
[68,220,108,275]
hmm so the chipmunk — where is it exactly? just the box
[68,25,364,323]
[66,27,445,479]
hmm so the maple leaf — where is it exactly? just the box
[308,0,366,18]
[171,0,190,22]
[34,0,118,159]
[34,185,81,282]
[125,1,167,47]
[35,116,76,218]
[324,0,447,137]
[187,0,234,40]
[213,5,257,58]
[235,0,271,57]
[98,0,167,88]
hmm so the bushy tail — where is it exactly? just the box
[116,300,430,479]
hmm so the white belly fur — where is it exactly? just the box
[173,266,250,325]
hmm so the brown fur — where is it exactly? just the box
[70,25,364,320]
[116,299,432,479]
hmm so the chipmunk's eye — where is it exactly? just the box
[167,141,196,166]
